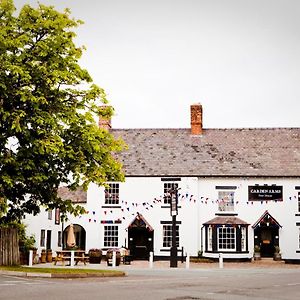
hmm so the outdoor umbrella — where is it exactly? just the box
[67,224,76,248]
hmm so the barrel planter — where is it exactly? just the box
[88,249,102,264]
[46,249,52,262]
[106,249,121,266]
[40,249,47,263]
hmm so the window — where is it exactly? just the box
[208,226,213,251]
[218,226,236,251]
[105,183,119,205]
[163,225,179,247]
[298,228,300,249]
[241,227,247,251]
[55,208,60,225]
[218,191,235,212]
[40,229,45,247]
[104,225,118,247]
[163,182,178,204]
[298,192,300,212]
[48,209,53,220]
[58,231,62,247]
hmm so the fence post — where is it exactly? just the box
[70,250,75,267]
[112,251,116,267]
[219,253,223,269]
[149,251,153,268]
[186,253,190,269]
[28,250,33,267]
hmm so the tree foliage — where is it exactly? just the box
[0,0,125,222]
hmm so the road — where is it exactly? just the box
[1,267,300,300]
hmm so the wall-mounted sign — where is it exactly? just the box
[248,186,283,201]
[170,191,178,216]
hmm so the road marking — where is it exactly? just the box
[287,283,300,286]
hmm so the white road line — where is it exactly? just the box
[287,283,300,286]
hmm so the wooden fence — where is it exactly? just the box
[0,227,20,265]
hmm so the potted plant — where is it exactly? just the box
[253,245,261,260]
[273,246,282,261]
[40,249,47,263]
[46,249,52,262]
[88,248,102,264]
[106,248,121,266]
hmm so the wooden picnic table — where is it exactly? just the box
[54,250,88,266]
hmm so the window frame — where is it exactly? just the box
[162,224,179,248]
[218,190,235,212]
[40,229,45,247]
[163,182,179,204]
[207,226,213,251]
[58,231,62,247]
[217,226,236,251]
[104,183,120,205]
[103,225,119,248]
[47,209,53,220]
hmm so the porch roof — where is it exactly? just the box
[203,216,249,225]
[252,210,282,229]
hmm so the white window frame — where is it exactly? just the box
[104,183,120,205]
[40,229,45,247]
[163,182,179,204]
[104,225,119,248]
[241,227,247,251]
[48,209,53,220]
[298,228,300,249]
[162,225,179,248]
[298,192,300,213]
[218,226,236,251]
[208,226,213,251]
[218,191,235,212]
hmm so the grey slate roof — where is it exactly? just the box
[58,186,87,203]
[112,128,300,177]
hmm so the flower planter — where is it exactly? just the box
[88,249,102,264]
[46,250,52,262]
[106,249,121,266]
[40,250,47,263]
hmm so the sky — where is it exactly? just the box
[14,0,300,129]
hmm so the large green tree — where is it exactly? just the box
[0,0,125,222]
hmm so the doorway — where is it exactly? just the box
[46,230,51,250]
[63,224,86,250]
[254,226,279,257]
[253,211,281,257]
[128,214,154,260]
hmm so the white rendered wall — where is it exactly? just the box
[24,176,300,261]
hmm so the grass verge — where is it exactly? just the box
[0,266,125,277]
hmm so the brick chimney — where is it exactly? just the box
[98,106,112,130]
[190,103,203,135]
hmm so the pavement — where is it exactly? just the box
[1,257,300,278]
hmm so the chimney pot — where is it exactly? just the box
[190,103,203,135]
[98,106,112,130]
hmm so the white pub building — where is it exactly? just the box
[25,104,300,263]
